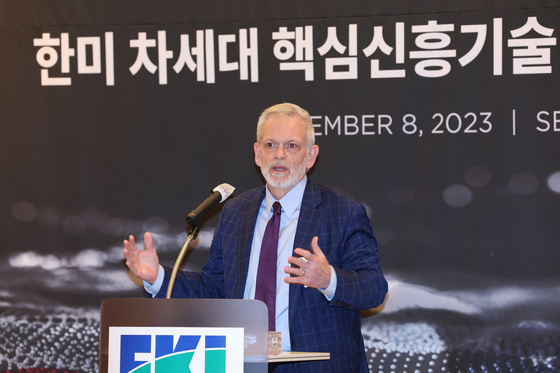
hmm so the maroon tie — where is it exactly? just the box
[255,201,281,331]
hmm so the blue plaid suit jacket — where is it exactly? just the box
[156,180,388,373]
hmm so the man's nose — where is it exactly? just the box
[274,145,287,159]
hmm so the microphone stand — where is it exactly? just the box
[166,225,199,299]
[164,182,234,299]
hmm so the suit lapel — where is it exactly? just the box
[289,180,322,325]
[234,188,266,299]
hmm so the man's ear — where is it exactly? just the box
[306,144,319,170]
[254,142,261,167]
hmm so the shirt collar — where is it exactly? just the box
[265,176,307,219]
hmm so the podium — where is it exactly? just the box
[100,298,269,373]
[100,298,330,372]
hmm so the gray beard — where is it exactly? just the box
[261,156,308,192]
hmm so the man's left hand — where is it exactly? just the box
[284,236,331,289]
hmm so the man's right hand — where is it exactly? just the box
[123,232,160,284]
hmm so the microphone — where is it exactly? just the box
[186,183,235,228]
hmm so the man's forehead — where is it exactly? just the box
[262,114,306,135]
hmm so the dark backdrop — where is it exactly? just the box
[1,1,559,372]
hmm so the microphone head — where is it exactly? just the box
[213,183,236,202]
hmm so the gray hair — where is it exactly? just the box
[256,103,315,149]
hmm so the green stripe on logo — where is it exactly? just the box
[205,349,226,373]
[155,351,196,373]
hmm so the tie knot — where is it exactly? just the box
[272,201,282,215]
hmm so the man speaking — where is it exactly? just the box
[123,103,388,373]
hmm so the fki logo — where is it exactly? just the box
[108,327,244,373]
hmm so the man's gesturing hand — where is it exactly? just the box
[284,236,331,289]
[123,232,160,285]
